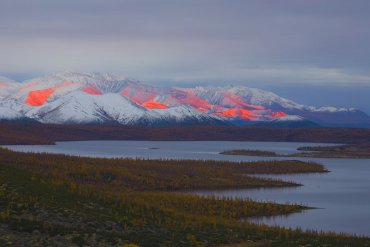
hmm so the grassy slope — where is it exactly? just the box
[0,148,332,190]
[0,149,369,246]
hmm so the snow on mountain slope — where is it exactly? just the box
[0,71,369,127]
[152,104,224,125]
[0,97,30,121]
[190,85,369,126]
[24,70,125,86]
[309,106,357,113]
[25,91,150,124]
[25,91,222,125]
[15,71,355,114]
[192,86,304,110]
[0,98,31,113]
[227,86,303,110]
[0,76,19,99]
[251,114,320,128]
[192,86,359,113]
[258,114,320,128]
[273,115,305,122]
[15,71,127,102]
[0,105,24,120]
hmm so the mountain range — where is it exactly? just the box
[0,71,369,127]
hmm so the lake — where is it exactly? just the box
[3,140,370,236]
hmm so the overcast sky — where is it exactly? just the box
[1,0,369,113]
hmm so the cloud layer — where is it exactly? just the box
[1,0,370,87]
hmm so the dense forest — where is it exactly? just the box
[0,148,369,246]
[1,122,370,145]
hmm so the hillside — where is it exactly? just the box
[1,123,370,145]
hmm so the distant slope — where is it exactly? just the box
[255,115,320,128]
[1,123,370,145]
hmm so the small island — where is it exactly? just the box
[220,149,279,157]
[221,143,370,159]
[294,143,370,158]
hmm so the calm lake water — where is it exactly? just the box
[3,141,370,236]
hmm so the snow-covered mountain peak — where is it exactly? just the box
[15,71,130,101]
[24,71,126,85]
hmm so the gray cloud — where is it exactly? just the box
[1,0,370,86]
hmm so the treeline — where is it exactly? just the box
[1,152,369,246]
[1,122,370,145]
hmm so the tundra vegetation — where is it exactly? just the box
[0,148,369,246]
